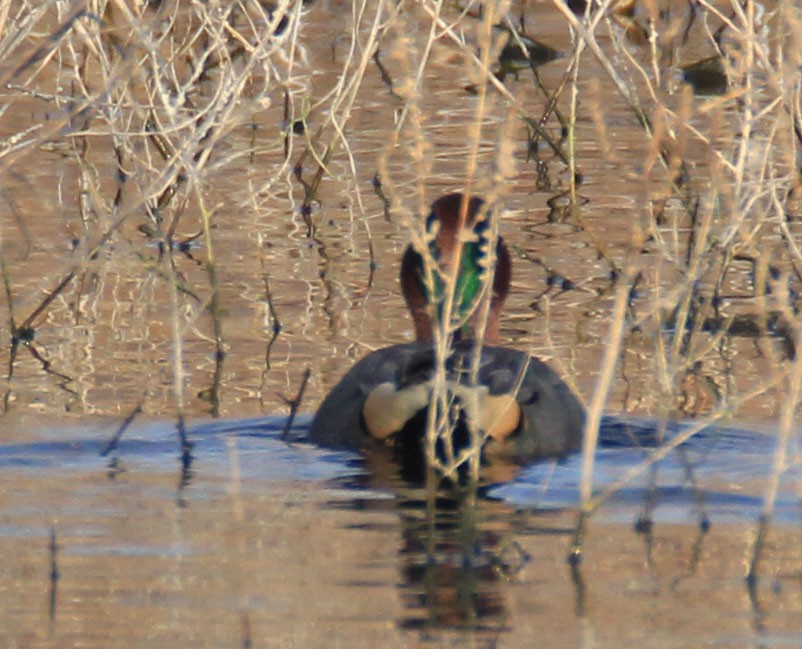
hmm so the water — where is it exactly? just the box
[2,414,801,648]
[2,1,802,646]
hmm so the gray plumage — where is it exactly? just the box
[308,340,584,462]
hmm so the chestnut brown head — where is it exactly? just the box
[400,193,511,342]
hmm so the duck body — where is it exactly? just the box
[308,340,584,463]
[307,193,585,476]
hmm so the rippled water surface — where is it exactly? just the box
[2,415,801,649]
[2,0,802,647]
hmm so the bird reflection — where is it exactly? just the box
[332,452,568,635]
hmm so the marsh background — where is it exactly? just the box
[1,0,802,647]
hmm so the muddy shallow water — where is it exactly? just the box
[1,414,801,648]
[1,0,802,647]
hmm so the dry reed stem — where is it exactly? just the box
[377,0,519,482]
[749,273,802,578]
[298,0,388,215]
[0,0,800,530]
[543,0,802,543]
[586,381,778,515]
[578,258,640,513]
[425,2,508,481]
[552,0,651,130]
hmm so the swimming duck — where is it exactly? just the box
[308,193,584,473]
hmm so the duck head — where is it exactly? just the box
[400,193,511,343]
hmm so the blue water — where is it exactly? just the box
[493,417,802,525]
[2,414,799,527]
[3,413,801,649]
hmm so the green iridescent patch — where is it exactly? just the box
[421,229,490,337]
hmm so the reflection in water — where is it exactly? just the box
[0,415,801,648]
[334,413,802,641]
[337,457,546,636]
[1,0,802,645]
[397,494,512,631]
[1,0,799,432]
[48,529,58,627]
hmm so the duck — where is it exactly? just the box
[493,26,562,82]
[307,193,584,476]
